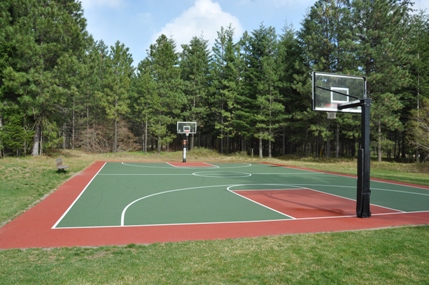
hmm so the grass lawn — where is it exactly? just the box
[1,149,429,284]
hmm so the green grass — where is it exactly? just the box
[1,228,428,284]
[1,149,429,284]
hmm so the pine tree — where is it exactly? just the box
[298,0,354,73]
[54,54,84,149]
[132,58,156,153]
[297,0,359,157]
[408,12,429,114]
[400,11,429,160]
[241,24,284,158]
[97,41,134,152]
[2,0,87,155]
[350,0,413,161]
[211,25,242,153]
[77,39,109,152]
[407,97,429,160]
[276,24,305,155]
[145,35,185,152]
[180,35,211,148]
[0,0,12,156]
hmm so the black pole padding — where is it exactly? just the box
[356,149,371,217]
[356,148,364,217]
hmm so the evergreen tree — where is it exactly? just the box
[350,0,413,161]
[407,97,429,160]
[96,41,134,152]
[408,12,429,114]
[55,54,79,149]
[77,39,109,152]
[132,58,156,153]
[211,25,242,153]
[298,0,353,72]
[180,35,211,148]
[241,24,284,158]
[145,35,185,152]
[2,0,87,155]
[0,0,12,156]
[400,11,429,160]
[276,24,305,155]
[297,0,359,158]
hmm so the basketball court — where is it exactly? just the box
[1,161,429,249]
[1,73,428,249]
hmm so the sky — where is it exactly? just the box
[80,0,429,66]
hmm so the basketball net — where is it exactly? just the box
[185,129,190,137]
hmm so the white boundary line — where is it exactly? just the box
[97,172,324,177]
[192,171,252,178]
[121,162,252,169]
[121,162,177,169]
[52,162,107,229]
[208,163,253,169]
[53,210,429,230]
[166,162,219,168]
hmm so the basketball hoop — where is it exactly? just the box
[176,122,197,163]
[327,111,337,119]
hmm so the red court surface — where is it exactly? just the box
[234,189,400,218]
[1,161,429,249]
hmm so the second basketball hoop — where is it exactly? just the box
[177,122,197,163]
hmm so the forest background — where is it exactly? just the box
[1,0,429,162]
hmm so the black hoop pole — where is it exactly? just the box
[356,97,371,217]
[338,96,371,218]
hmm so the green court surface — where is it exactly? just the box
[53,162,429,229]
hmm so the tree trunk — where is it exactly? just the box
[259,137,263,158]
[220,115,224,154]
[378,119,382,162]
[86,105,89,151]
[62,123,66,149]
[242,136,246,153]
[32,124,41,156]
[157,121,161,153]
[72,100,75,150]
[143,119,148,153]
[114,99,118,153]
[326,138,330,158]
[283,127,286,156]
[114,117,118,153]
